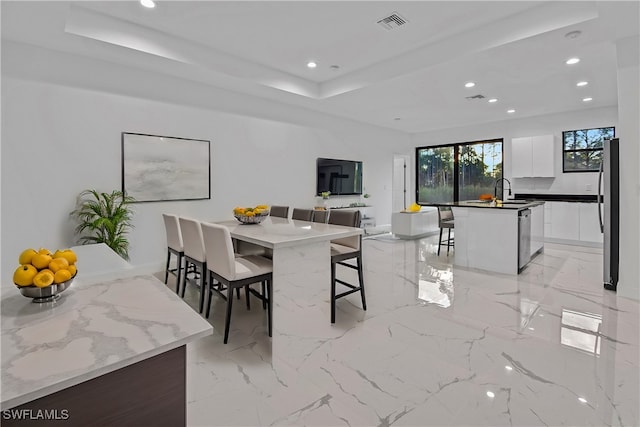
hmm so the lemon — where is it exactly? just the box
[19,248,37,265]
[38,248,52,256]
[68,265,77,277]
[32,253,53,270]
[33,271,54,288]
[49,257,69,273]
[245,211,255,217]
[54,269,72,284]
[256,205,268,210]
[53,249,77,265]
[233,207,246,215]
[13,265,38,287]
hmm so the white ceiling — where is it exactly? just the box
[1,1,638,133]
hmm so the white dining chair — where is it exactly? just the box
[328,209,366,323]
[178,217,208,313]
[162,214,184,294]
[201,222,273,344]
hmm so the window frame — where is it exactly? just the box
[415,138,503,205]
[562,126,615,173]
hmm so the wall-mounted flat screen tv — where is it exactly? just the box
[316,157,363,196]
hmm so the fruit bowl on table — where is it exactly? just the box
[15,273,77,303]
[234,212,269,224]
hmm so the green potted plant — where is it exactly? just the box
[70,189,135,260]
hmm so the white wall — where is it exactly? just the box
[615,36,640,301]
[409,107,618,200]
[1,50,407,290]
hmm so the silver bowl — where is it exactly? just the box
[16,276,75,303]
[234,212,269,224]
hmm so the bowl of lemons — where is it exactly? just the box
[233,205,270,224]
[13,248,78,303]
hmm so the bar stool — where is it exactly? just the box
[201,222,273,344]
[437,207,455,256]
[178,217,208,313]
[328,210,366,323]
[162,214,184,294]
[292,208,314,221]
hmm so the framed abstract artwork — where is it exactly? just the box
[121,132,211,202]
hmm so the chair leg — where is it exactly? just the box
[223,285,234,344]
[245,285,251,310]
[331,261,337,324]
[447,229,452,255]
[438,228,443,256]
[164,251,171,284]
[175,253,183,294]
[236,288,241,300]
[357,256,367,310]
[180,261,189,298]
[267,280,272,337]
[198,262,207,314]
[261,281,267,310]
[205,272,214,319]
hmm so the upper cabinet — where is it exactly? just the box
[511,135,555,178]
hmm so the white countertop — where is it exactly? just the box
[1,274,212,409]
[213,217,362,248]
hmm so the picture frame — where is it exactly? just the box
[121,132,211,202]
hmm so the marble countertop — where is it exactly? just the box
[214,217,362,249]
[1,274,212,409]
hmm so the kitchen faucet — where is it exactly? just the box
[494,178,512,200]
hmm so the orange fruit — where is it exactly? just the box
[53,249,77,265]
[54,269,72,284]
[13,265,38,286]
[48,257,69,273]
[18,248,37,265]
[31,253,53,270]
[33,271,54,288]
[67,265,77,277]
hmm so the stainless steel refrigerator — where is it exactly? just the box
[598,138,619,291]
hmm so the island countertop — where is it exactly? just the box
[1,274,212,410]
[427,200,545,210]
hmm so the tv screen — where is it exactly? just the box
[316,158,363,196]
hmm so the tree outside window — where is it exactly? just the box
[563,127,614,172]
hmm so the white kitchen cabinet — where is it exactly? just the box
[511,135,555,178]
[549,202,580,241]
[530,204,544,254]
[579,203,603,243]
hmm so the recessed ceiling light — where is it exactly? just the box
[307,61,317,69]
[566,57,580,65]
[583,97,593,102]
[464,82,475,88]
[488,98,498,103]
[507,109,516,114]
[576,81,589,87]
[578,397,588,403]
[140,0,155,8]
[486,391,495,398]
[505,366,513,371]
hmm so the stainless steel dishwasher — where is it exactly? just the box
[518,209,532,270]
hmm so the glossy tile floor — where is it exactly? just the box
[166,234,639,426]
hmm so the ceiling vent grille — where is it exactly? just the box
[377,12,408,30]
[466,94,486,100]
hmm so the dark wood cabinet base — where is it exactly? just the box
[3,346,186,427]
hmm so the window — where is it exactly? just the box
[563,127,614,172]
[416,139,503,204]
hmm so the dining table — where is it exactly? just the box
[213,216,363,365]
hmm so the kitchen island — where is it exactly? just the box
[430,200,545,275]
[1,270,212,426]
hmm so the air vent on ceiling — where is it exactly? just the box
[466,94,486,100]
[377,12,408,30]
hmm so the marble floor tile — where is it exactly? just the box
[164,235,639,426]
